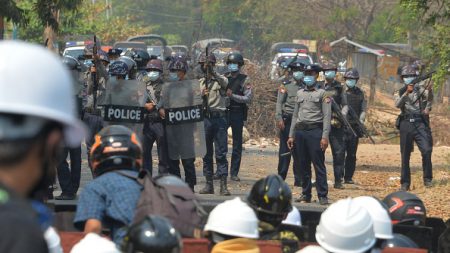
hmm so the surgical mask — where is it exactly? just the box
[84,59,93,67]
[346,79,357,88]
[293,71,304,81]
[303,75,316,87]
[228,63,239,72]
[169,72,179,81]
[324,70,336,79]
[403,77,415,85]
[148,71,160,82]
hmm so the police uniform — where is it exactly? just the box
[289,86,331,201]
[275,77,302,186]
[138,72,170,176]
[200,74,229,179]
[344,86,367,183]
[322,80,348,186]
[394,82,433,188]
[226,72,252,179]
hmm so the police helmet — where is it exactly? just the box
[108,60,129,76]
[62,55,81,70]
[400,65,418,77]
[383,191,426,226]
[98,50,110,63]
[303,64,322,74]
[198,52,217,64]
[226,52,244,66]
[288,59,306,71]
[344,68,360,79]
[168,59,188,72]
[247,174,293,226]
[122,215,182,253]
[108,48,123,57]
[381,233,419,249]
[146,59,163,72]
[321,63,337,71]
[90,125,142,177]
[130,49,151,70]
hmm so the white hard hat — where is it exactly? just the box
[44,227,63,253]
[353,196,394,239]
[0,41,85,147]
[204,197,259,239]
[70,233,120,253]
[282,206,302,226]
[296,245,328,253]
[316,198,376,253]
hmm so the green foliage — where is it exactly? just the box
[0,0,27,24]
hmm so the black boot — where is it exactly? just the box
[220,176,231,196]
[199,178,214,194]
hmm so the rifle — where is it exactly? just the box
[398,70,435,97]
[92,35,99,110]
[330,98,357,137]
[347,105,375,144]
[203,43,212,116]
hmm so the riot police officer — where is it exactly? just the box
[287,64,331,205]
[343,68,367,184]
[197,53,231,196]
[223,52,252,181]
[321,63,348,189]
[394,65,433,191]
[275,59,305,186]
[141,59,170,176]
[128,48,151,81]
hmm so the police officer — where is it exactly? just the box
[140,59,170,176]
[394,65,433,191]
[275,59,305,186]
[321,63,348,189]
[197,53,230,196]
[128,49,151,81]
[223,52,252,182]
[343,68,367,184]
[287,64,331,205]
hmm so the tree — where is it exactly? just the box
[0,0,26,39]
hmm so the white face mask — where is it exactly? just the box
[147,71,160,81]
[168,72,179,81]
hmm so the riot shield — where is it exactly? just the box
[101,78,146,140]
[161,79,206,160]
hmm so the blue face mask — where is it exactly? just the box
[303,75,316,87]
[403,77,415,85]
[346,79,357,88]
[293,71,304,81]
[169,72,179,81]
[84,59,93,67]
[324,70,336,79]
[148,71,160,82]
[228,63,239,72]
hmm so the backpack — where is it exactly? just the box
[116,171,207,238]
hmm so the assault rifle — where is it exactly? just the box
[398,70,435,97]
[202,43,213,116]
[330,98,357,137]
[348,106,375,144]
[92,35,99,110]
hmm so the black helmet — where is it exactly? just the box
[226,52,244,66]
[383,191,426,226]
[108,60,129,76]
[344,68,360,79]
[401,65,418,77]
[198,52,217,64]
[90,125,142,177]
[322,63,337,71]
[381,233,418,249]
[288,58,306,71]
[303,64,322,73]
[168,59,188,72]
[130,49,151,70]
[62,55,81,70]
[247,174,293,226]
[98,50,110,63]
[122,215,182,253]
[108,48,123,57]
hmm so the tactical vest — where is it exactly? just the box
[323,80,343,105]
[346,87,364,116]
[227,73,247,110]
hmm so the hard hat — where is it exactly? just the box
[146,59,163,72]
[204,197,259,239]
[344,68,360,79]
[353,196,393,239]
[381,233,419,249]
[44,227,63,253]
[0,41,85,147]
[71,233,120,253]
[383,191,426,226]
[282,206,302,226]
[316,198,376,253]
[122,215,182,253]
[296,245,328,253]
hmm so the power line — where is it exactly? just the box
[122,7,196,19]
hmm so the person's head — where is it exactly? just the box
[303,64,322,87]
[145,59,164,82]
[381,233,419,249]
[316,198,376,253]
[247,174,293,227]
[108,60,129,80]
[98,50,110,67]
[108,48,123,61]
[90,125,142,178]
[288,60,305,81]
[204,197,259,244]
[400,65,418,85]
[344,68,360,89]
[168,59,188,81]
[322,63,338,81]
[383,191,426,226]
[122,215,182,253]
[226,52,244,73]
[71,233,120,253]
[128,49,150,71]
[117,55,138,80]
[0,41,85,197]
[353,196,394,241]
[198,52,217,74]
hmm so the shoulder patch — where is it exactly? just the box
[246,84,252,89]
[324,97,331,103]
[279,86,286,93]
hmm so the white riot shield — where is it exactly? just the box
[101,79,146,140]
[162,79,206,160]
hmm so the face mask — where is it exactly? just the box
[148,71,160,82]
[293,71,304,81]
[84,59,93,67]
[403,77,415,85]
[346,79,357,88]
[228,63,239,72]
[303,75,316,87]
[169,72,179,81]
[324,70,336,79]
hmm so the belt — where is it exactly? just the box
[402,113,423,123]
[205,110,227,118]
[145,114,162,122]
[295,122,322,131]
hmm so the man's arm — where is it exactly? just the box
[289,99,299,138]
[394,90,409,108]
[84,219,103,234]
[213,72,229,89]
[230,77,253,104]
[275,87,287,121]
[73,184,106,234]
[360,89,368,123]
[340,88,349,117]
[322,96,332,140]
